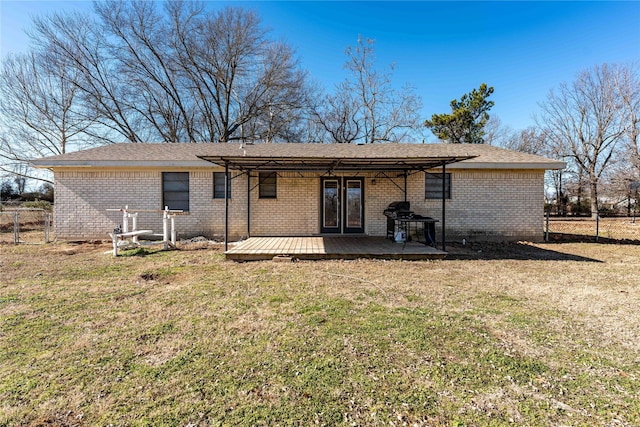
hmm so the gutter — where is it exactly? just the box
[439,161,567,170]
[30,160,215,169]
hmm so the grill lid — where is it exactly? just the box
[385,201,410,211]
[384,201,412,218]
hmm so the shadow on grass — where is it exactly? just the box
[444,241,603,262]
[546,232,640,245]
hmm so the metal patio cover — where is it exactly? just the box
[197,143,476,172]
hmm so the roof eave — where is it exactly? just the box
[447,161,567,170]
[30,160,215,169]
[31,156,565,172]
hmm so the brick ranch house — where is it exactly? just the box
[31,142,564,244]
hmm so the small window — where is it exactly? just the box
[163,172,189,211]
[259,172,277,199]
[425,172,451,199]
[213,172,231,199]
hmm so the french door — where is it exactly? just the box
[320,177,364,234]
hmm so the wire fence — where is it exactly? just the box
[544,214,640,243]
[4,208,640,245]
[0,209,51,244]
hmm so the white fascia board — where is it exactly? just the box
[444,161,567,170]
[31,159,568,171]
[31,160,216,169]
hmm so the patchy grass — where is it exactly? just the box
[1,241,639,426]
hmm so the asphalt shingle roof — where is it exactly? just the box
[31,142,565,170]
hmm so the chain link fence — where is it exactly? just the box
[4,208,640,245]
[0,209,51,244]
[544,213,640,243]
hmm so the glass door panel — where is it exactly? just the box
[322,179,340,233]
[344,178,364,233]
[346,180,362,228]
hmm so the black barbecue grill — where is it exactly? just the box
[383,201,412,218]
[383,201,438,245]
[384,201,413,241]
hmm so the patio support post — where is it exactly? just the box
[403,171,408,202]
[247,171,251,238]
[224,162,229,252]
[441,162,446,251]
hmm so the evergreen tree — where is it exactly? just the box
[425,83,494,144]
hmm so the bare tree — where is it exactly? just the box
[0,51,98,183]
[32,10,148,143]
[599,63,640,217]
[94,0,196,142]
[233,41,315,143]
[616,62,640,172]
[483,116,512,146]
[503,127,550,155]
[599,164,639,216]
[315,82,362,144]
[314,36,423,144]
[167,2,311,142]
[539,64,627,217]
[26,1,312,144]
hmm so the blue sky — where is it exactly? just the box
[1,1,639,139]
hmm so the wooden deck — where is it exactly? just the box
[225,236,447,261]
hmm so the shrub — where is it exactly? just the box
[22,199,52,211]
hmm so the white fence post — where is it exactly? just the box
[122,205,129,234]
[170,215,176,245]
[131,212,139,243]
[163,206,169,250]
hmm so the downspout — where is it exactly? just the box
[224,162,229,252]
[441,162,446,252]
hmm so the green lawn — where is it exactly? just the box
[1,241,638,426]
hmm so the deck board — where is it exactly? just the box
[225,236,446,261]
